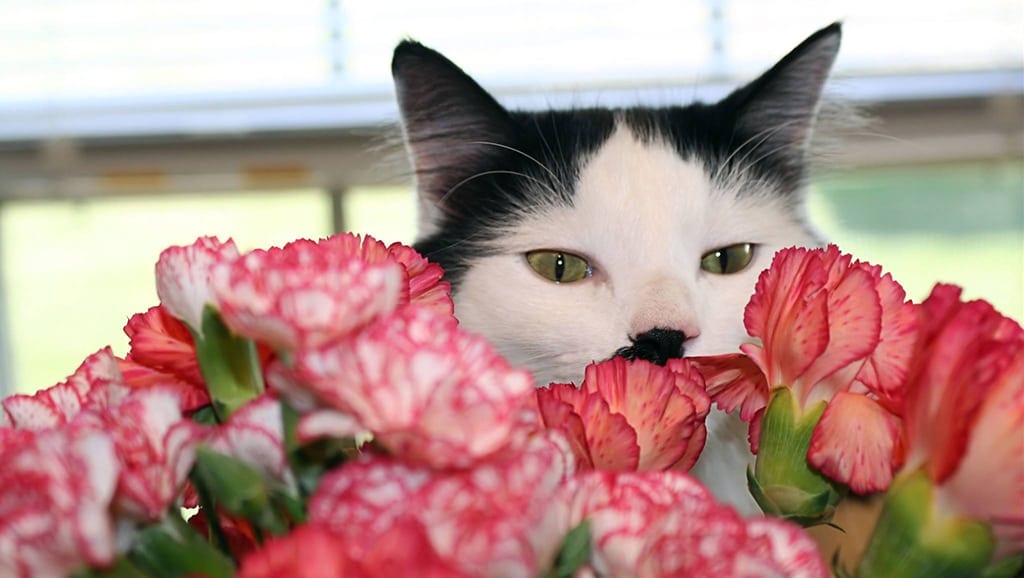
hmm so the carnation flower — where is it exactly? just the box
[0,427,120,577]
[320,233,454,315]
[118,305,211,410]
[536,357,710,471]
[289,306,535,469]
[73,386,201,522]
[693,245,917,523]
[211,238,404,352]
[857,285,1024,577]
[2,347,125,430]
[309,432,575,577]
[564,470,828,578]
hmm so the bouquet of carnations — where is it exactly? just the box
[1,233,1021,578]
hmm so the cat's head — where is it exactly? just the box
[393,24,841,386]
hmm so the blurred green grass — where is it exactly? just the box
[1,160,1020,393]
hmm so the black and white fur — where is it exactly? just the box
[392,24,841,511]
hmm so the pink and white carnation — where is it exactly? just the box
[564,470,828,578]
[288,306,536,469]
[73,387,201,522]
[211,237,404,352]
[309,431,575,577]
[2,347,124,430]
[320,233,454,316]
[0,427,120,578]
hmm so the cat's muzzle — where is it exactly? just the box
[615,328,687,366]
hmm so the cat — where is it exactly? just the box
[391,23,841,512]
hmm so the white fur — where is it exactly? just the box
[451,122,818,512]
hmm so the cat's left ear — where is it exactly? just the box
[722,23,842,186]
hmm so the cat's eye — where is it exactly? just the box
[700,243,755,275]
[525,250,591,284]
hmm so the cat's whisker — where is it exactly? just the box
[435,168,560,208]
[713,119,802,184]
[469,140,568,194]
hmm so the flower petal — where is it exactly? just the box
[797,263,883,400]
[156,236,240,332]
[808,391,899,494]
[542,382,641,471]
[688,353,769,422]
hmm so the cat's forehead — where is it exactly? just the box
[506,121,801,255]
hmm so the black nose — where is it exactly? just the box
[616,328,687,366]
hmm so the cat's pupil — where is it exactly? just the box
[716,250,728,271]
[555,253,566,281]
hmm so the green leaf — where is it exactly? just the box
[191,446,292,535]
[128,520,235,578]
[194,305,264,420]
[544,520,591,578]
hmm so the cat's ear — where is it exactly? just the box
[392,41,516,208]
[723,23,842,186]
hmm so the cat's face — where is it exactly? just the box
[393,24,840,387]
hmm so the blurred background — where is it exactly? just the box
[0,0,1021,394]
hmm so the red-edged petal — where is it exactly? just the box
[744,247,830,387]
[386,242,454,316]
[211,394,292,487]
[584,358,709,470]
[688,353,769,422]
[124,305,204,386]
[808,391,899,494]
[854,273,918,409]
[2,348,126,430]
[748,408,765,455]
[939,349,1024,557]
[117,357,211,411]
[798,264,883,401]
[156,236,240,332]
[744,518,831,578]
[536,385,597,469]
[212,239,404,351]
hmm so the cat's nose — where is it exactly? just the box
[617,328,687,366]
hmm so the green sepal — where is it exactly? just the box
[194,305,264,421]
[749,388,843,526]
[857,469,996,578]
[543,520,592,578]
[127,515,235,578]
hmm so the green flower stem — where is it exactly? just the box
[857,469,995,578]
[749,388,843,526]
[188,469,234,559]
[194,305,264,421]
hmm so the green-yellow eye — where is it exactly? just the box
[700,243,755,275]
[525,250,591,284]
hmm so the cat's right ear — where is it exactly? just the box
[392,41,516,208]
